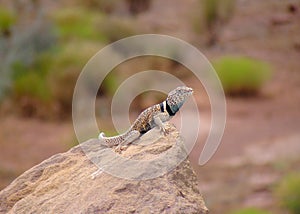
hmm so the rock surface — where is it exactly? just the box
[0,124,208,213]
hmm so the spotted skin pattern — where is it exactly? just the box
[98,86,193,152]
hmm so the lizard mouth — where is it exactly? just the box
[187,87,194,95]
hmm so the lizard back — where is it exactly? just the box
[130,103,162,134]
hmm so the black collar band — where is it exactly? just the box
[166,102,176,116]
[160,102,164,112]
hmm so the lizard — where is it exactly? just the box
[98,86,193,153]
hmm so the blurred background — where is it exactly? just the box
[0,0,300,213]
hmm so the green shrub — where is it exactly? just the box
[202,0,236,27]
[99,17,137,42]
[1,9,56,102]
[10,53,53,117]
[9,43,89,118]
[13,72,51,102]
[52,7,137,43]
[51,8,106,42]
[0,7,16,36]
[75,0,119,14]
[203,0,219,28]
[213,56,271,96]
[52,41,99,69]
[8,35,102,118]
[230,208,271,214]
[4,6,138,118]
[48,41,102,115]
[11,52,53,103]
[274,173,300,214]
[201,0,235,45]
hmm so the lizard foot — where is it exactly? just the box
[161,126,170,136]
[114,145,128,153]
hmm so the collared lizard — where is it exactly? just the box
[98,86,193,152]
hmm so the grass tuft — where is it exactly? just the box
[274,172,300,214]
[0,6,16,36]
[213,56,271,96]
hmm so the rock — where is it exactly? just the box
[0,124,208,213]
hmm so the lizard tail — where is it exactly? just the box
[98,131,127,147]
[98,132,106,139]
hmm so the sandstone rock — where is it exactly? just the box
[0,124,208,213]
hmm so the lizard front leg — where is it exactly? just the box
[153,113,170,136]
[114,130,140,153]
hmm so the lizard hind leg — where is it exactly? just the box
[114,130,140,153]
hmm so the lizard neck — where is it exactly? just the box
[165,100,178,116]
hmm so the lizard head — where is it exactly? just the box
[166,86,193,115]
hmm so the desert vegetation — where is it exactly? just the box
[274,173,300,214]
[0,0,273,118]
[213,56,271,96]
